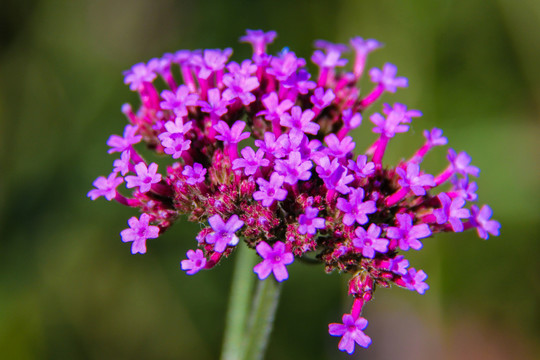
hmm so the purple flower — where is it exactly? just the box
[257,92,294,121]
[280,106,319,135]
[350,37,382,56]
[253,241,294,282]
[322,163,354,195]
[310,87,335,110]
[342,109,362,130]
[401,268,429,294]
[389,255,409,275]
[382,103,422,123]
[240,29,277,55]
[298,206,326,235]
[113,150,131,176]
[324,134,356,159]
[182,163,207,185]
[267,51,305,81]
[352,224,389,258]
[370,110,409,138]
[160,85,199,117]
[347,155,375,178]
[181,249,207,275]
[197,88,230,117]
[448,149,480,177]
[337,188,377,226]
[386,213,431,251]
[107,125,142,154]
[424,128,448,147]
[281,68,316,94]
[123,62,157,91]
[120,213,160,254]
[253,172,288,206]
[274,130,308,158]
[433,193,471,232]
[470,205,501,240]
[450,176,478,201]
[396,163,435,196]
[87,172,124,201]
[214,120,251,144]
[311,41,348,68]
[222,70,259,105]
[274,151,313,185]
[206,214,244,253]
[254,132,279,156]
[328,314,371,354]
[158,118,193,159]
[369,63,408,92]
[195,48,233,79]
[125,162,162,193]
[232,147,270,176]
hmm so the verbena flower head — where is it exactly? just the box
[89,29,500,355]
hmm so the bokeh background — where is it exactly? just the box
[1,0,539,359]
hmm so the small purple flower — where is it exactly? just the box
[281,68,316,94]
[267,51,305,82]
[160,85,199,117]
[120,213,160,254]
[254,132,279,156]
[386,213,431,251]
[240,29,277,55]
[433,193,471,232]
[274,151,313,185]
[450,176,478,201]
[382,103,422,123]
[253,241,294,282]
[198,88,230,117]
[396,163,435,196]
[390,255,409,275]
[347,155,375,178]
[280,106,319,135]
[448,149,480,177]
[342,109,362,130]
[87,172,124,201]
[324,134,356,159]
[274,130,308,158]
[424,128,448,147]
[337,188,377,226]
[222,70,259,105]
[107,125,142,154]
[310,87,335,110]
[470,205,501,240]
[123,62,157,91]
[328,314,371,354]
[350,37,382,56]
[253,172,288,206]
[401,268,429,294]
[181,249,207,275]
[232,147,270,176]
[214,120,251,144]
[311,41,349,68]
[369,63,408,93]
[352,224,389,258]
[158,118,193,159]
[195,48,233,79]
[206,214,244,253]
[256,92,294,122]
[298,206,326,235]
[323,163,354,195]
[125,162,162,193]
[370,110,409,138]
[113,150,131,176]
[182,163,207,185]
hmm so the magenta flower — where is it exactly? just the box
[324,134,356,160]
[113,150,131,176]
[298,206,326,235]
[386,213,431,251]
[470,205,501,240]
[87,172,124,201]
[120,213,160,254]
[337,188,377,226]
[182,163,207,185]
[434,193,471,232]
[448,149,480,177]
[401,268,429,294]
[206,214,244,253]
[240,29,277,56]
[257,92,294,122]
[424,128,448,147]
[253,241,294,282]
[125,162,162,193]
[279,106,319,135]
[160,85,199,117]
[253,173,288,206]
[347,155,374,178]
[233,147,270,176]
[310,87,335,111]
[198,88,230,117]
[396,163,436,196]
[370,109,410,138]
[352,224,389,258]
[222,71,259,105]
[123,62,157,91]
[181,249,207,275]
[274,151,313,185]
[107,124,142,154]
[328,314,371,354]
[214,120,251,144]
[369,63,408,92]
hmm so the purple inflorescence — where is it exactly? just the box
[89,30,500,355]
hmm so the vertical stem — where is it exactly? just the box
[242,279,282,360]
[220,243,257,360]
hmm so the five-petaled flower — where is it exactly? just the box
[253,241,294,282]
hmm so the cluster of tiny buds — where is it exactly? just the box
[88,29,500,354]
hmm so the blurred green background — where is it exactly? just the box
[1,0,539,359]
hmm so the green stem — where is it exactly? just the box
[220,243,257,360]
[242,278,282,360]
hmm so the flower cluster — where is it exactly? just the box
[89,30,500,354]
